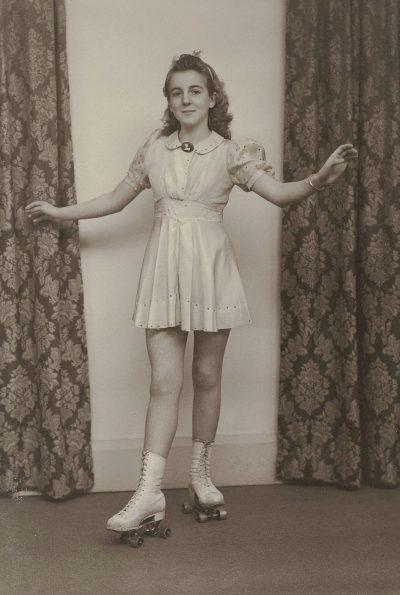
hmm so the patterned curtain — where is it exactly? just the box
[277,0,400,488]
[0,0,93,498]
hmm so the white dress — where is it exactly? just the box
[124,129,275,332]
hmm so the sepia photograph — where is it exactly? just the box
[1,0,399,593]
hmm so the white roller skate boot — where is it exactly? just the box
[182,439,228,522]
[107,450,171,547]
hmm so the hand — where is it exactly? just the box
[25,201,60,224]
[315,144,358,187]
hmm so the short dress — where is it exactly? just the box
[124,128,276,332]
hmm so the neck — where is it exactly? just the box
[178,123,212,145]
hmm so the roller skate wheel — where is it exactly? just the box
[159,527,172,539]
[119,532,129,543]
[218,508,228,521]
[128,535,144,548]
[182,502,193,514]
[196,511,208,523]
[145,522,158,536]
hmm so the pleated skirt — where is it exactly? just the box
[133,198,252,332]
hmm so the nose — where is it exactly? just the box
[182,91,191,105]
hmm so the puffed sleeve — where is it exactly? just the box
[124,129,161,195]
[227,138,276,192]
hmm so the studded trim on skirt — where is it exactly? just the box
[133,198,252,332]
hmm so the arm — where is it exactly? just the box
[25,179,138,223]
[251,143,358,208]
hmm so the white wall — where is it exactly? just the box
[65,0,286,490]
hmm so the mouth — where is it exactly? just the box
[181,110,196,114]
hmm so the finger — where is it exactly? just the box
[31,207,47,216]
[337,148,354,157]
[26,201,41,210]
[341,154,357,161]
[337,149,357,160]
[342,146,358,154]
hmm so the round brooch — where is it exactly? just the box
[181,142,194,153]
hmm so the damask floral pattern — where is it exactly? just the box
[0,0,93,498]
[277,0,400,488]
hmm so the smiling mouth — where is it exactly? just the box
[182,110,196,113]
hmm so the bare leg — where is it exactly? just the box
[192,328,231,441]
[107,326,188,532]
[144,326,189,458]
[184,329,231,513]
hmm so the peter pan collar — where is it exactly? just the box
[165,130,225,154]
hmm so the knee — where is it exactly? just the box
[192,364,221,392]
[150,370,183,399]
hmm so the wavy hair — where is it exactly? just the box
[161,54,233,139]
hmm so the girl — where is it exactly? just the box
[26,52,357,536]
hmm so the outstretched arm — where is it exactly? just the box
[251,143,358,208]
[25,179,138,224]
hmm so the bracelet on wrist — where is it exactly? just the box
[308,174,326,192]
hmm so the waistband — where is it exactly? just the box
[154,198,223,222]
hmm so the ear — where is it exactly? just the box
[209,93,216,109]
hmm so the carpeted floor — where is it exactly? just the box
[2,484,400,595]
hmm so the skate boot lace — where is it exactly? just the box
[118,452,149,515]
[199,442,213,488]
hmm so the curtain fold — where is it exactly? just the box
[277,0,400,488]
[0,0,93,498]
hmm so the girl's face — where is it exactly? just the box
[168,70,215,131]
